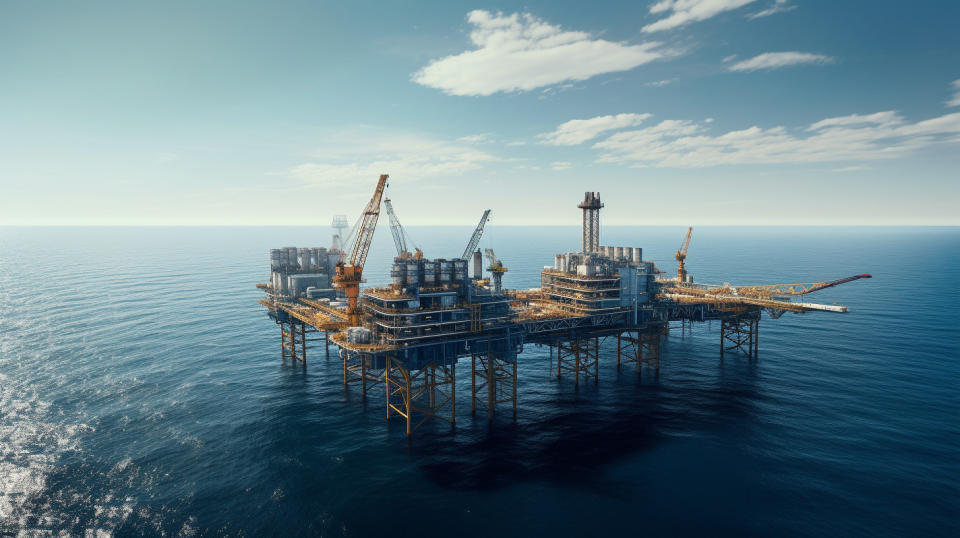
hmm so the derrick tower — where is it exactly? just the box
[578,191,603,253]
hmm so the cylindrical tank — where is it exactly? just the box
[406,262,420,287]
[613,247,623,259]
[391,261,406,286]
[298,248,313,271]
[422,261,437,286]
[632,247,642,263]
[269,249,282,269]
[439,260,453,282]
[473,251,483,279]
[285,247,298,269]
[554,254,563,271]
[454,259,468,281]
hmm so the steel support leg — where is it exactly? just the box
[557,338,598,385]
[721,316,760,358]
[472,351,517,419]
[387,358,456,436]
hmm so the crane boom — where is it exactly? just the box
[678,227,692,258]
[461,209,491,260]
[334,174,388,326]
[484,248,505,271]
[732,273,873,297]
[384,198,407,256]
[675,226,693,283]
[484,247,507,294]
[348,175,388,268]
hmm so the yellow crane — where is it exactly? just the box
[675,226,692,283]
[484,248,507,294]
[333,174,388,326]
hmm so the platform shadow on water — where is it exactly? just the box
[409,378,764,494]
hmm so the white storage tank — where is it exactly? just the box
[298,248,313,270]
[632,247,642,263]
[270,249,283,269]
[422,261,437,286]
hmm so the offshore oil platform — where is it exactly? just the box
[257,174,870,436]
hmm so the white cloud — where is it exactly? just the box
[644,0,758,32]
[538,113,652,146]
[832,165,868,172]
[749,0,795,19]
[457,133,494,144]
[587,108,960,167]
[646,78,677,87]
[289,132,498,186]
[728,52,834,72]
[412,10,672,96]
[806,111,902,131]
[948,79,960,107]
[551,161,573,171]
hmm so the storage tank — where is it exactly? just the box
[454,259,468,281]
[473,251,483,279]
[298,248,313,270]
[317,248,329,272]
[422,261,437,286]
[614,247,624,260]
[439,260,453,283]
[270,249,283,270]
[406,262,421,287]
[632,247,642,263]
[285,247,298,269]
[270,272,280,292]
[390,261,406,286]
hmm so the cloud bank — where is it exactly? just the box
[538,113,652,146]
[643,0,758,32]
[412,10,671,96]
[948,79,960,107]
[728,52,833,71]
[538,83,960,168]
[749,0,795,19]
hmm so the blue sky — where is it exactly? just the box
[1,0,958,225]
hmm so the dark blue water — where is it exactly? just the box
[1,226,957,536]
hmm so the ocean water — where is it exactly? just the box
[0,225,957,537]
